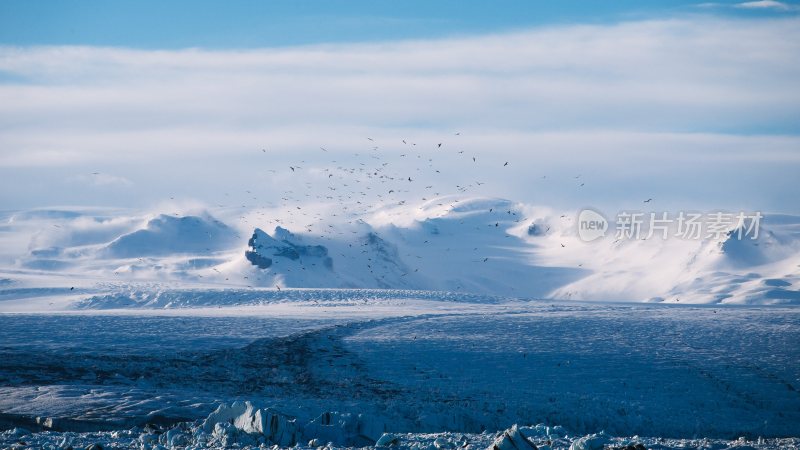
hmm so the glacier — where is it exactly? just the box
[0,198,798,449]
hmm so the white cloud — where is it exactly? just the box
[698,1,798,10]
[68,173,133,187]
[1,17,798,151]
[0,16,798,212]
[735,1,795,10]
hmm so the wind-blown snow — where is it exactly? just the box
[104,213,239,258]
[1,196,797,305]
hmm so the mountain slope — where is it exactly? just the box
[3,197,799,305]
[104,214,238,258]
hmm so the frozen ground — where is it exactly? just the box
[0,293,798,449]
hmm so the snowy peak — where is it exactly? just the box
[104,213,237,258]
[235,225,420,290]
[245,227,333,270]
[357,232,413,289]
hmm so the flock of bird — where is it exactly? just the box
[86,133,654,289]
[210,134,597,288]
[240,134,582,236]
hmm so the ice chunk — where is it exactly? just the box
[435,436,455,448]
[569,432,609,450]
[303,411,387,446]
[376,433,399,447]
[489,425,538,450]
[519,424,566,440]
[201,401,299,447]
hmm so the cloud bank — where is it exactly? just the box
[735,1,797,11]
[0,16,798,212]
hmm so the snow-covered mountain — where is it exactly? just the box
[104,214,239,258]
[3,196,799,305]
[211,197,581,296]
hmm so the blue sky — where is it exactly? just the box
[1,0,797,48]
[0,1,799,213]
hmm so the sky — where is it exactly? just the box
[0,1,799,214]
[1,0,798,48]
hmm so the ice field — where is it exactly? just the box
[0,290,798,449]
[0,199,799,449]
